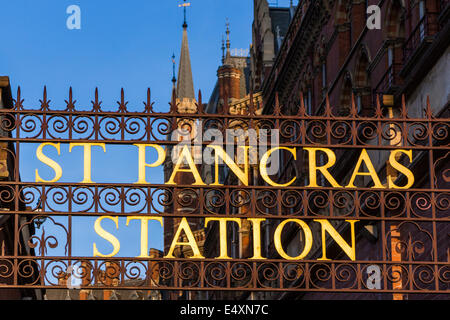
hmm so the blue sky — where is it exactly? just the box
[1,0,293,259]
[1,0,263,109]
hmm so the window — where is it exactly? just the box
[388,47,394,86]
[419,1,426,41]
[388,47,394,67]
[305,88,313,115]
[419,1,426,19]
[356,94,362,114]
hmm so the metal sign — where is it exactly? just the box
[0,87,448,298]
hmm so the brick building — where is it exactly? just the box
[45,249,165,300]
[198,0,449,300]
[248,0,449,300]
[261,0,449,117]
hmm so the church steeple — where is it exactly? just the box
[175,0,196,113]
[177,24,195,100]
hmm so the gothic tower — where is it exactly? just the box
[176,19,197,113]
[163,7,205,263]
[217,22,243,105]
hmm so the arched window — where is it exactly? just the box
[355,50,369,88]
[354,48,371,114]
[340,74,353,115]
[381,0,406,91]
[385,0,406,39]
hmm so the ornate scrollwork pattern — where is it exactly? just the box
[0,87,446,297]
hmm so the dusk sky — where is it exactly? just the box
[1,0,292,259]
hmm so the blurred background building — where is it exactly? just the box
[180,0,449,300]
[0,77,43,300]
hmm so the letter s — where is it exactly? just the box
[93,216,121,257]
[35,143,63,183]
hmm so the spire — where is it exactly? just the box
[225,19,231,60]
[221,35,225,64]
[179,0,191,29]
[171,53,176,89]
[222,19,234,66]
[176,16,195,100]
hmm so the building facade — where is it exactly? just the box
[160,0,448,300]
[246,0,449,300]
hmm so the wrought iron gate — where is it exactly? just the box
[0,86,448,298]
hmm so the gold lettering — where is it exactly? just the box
[165,217,204,259]
[93,216,120,257]
[69,143,106,183]
[247,218,266,260]
[260,147,297,187]
[134,144,166,184]
[206,145,249,186]
[304,148,341,188]
[35,143,63,183]
[387,149,414,189]
[274,219,313,260]
[126,216,163,258]
[314,219,358,261]
[346,149,384,188]
[166,145,205,185]
[204,217,242,259]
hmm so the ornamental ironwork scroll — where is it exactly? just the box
[0,86,448,298]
